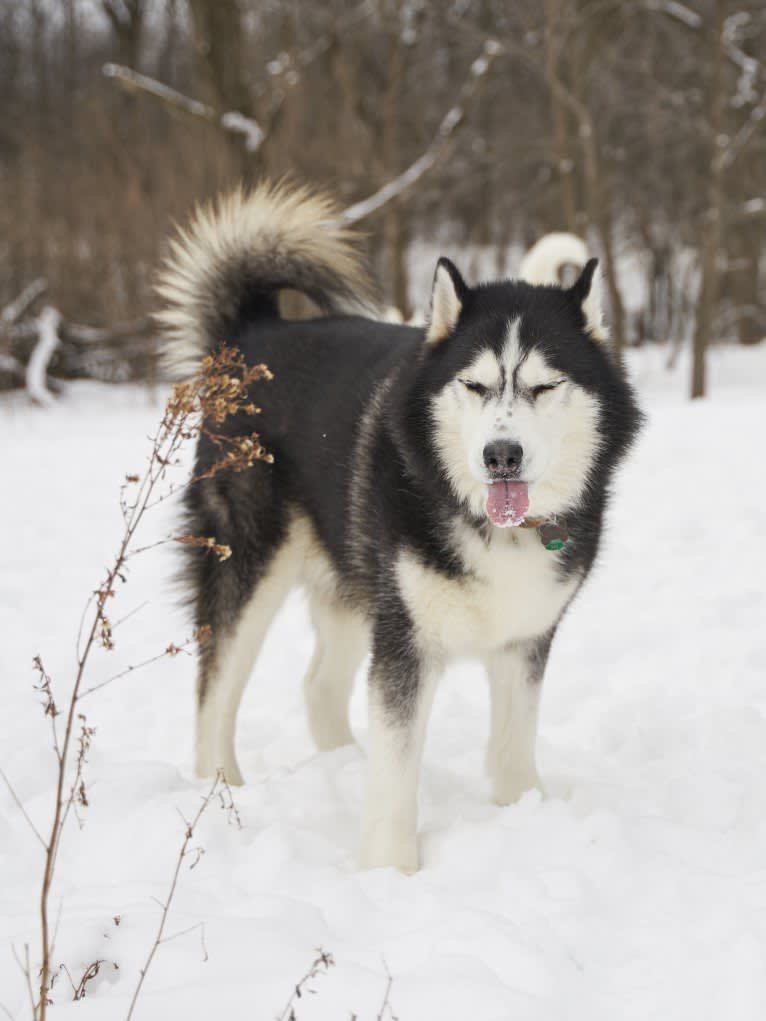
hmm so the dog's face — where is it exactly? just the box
[425,258,607,525]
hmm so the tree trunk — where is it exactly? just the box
[691,0,727,400]
[187,0,258,177]
[572,87,626,352]
[381,2,411,318]
[543,0,578,233]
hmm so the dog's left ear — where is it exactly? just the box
[426,258,468,346]
[568,257,608,342]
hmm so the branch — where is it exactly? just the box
[26,307,61,406]
[646,0,764,105]
[336,39,503,226]
[719,91,766,170]
[60,316,153,347]
[102,64,265,152]
[2,279,47,325]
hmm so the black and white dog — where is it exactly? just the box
[157,183,641,872]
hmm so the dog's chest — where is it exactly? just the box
[396,526,578,655]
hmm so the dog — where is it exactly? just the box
[156,182,642,872]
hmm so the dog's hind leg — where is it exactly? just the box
[484,632,553,805]
[195,527,302,785]
[303,595,368,751]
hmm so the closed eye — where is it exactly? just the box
[531,380,564,399]
[461,379,489,397]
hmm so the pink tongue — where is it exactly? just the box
[486,481,529,527]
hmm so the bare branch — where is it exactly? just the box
[2,279,47,325]
[719,92,766,170]
[102,63,265,152]
[61,316,152,347]
[336,39,502,226]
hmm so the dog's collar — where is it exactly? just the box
[518,518,569,551]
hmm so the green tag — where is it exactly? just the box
[545,539,564,551]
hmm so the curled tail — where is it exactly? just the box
[155,181,377,378]
[519,232,588,287]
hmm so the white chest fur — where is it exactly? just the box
[396,523,579,656]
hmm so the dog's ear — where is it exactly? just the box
[426,258,467,346]
[568,257,608,342]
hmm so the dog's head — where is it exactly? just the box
[422,257,614,526]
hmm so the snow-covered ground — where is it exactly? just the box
[2,344,766,1020]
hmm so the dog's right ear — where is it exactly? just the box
[568,257,608,342]
[426,258,468,346]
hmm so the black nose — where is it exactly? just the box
[483,440,523,476]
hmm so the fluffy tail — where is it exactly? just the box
[519,232,588,286]
[155,181,377,378]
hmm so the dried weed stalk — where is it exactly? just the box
[125,775,222,1021]
[6,346,270,1019]
[277,949,335,1021]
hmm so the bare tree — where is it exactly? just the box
[691,0,728,400]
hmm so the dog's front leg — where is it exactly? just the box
[485,632,554,806]
[359,630,438,874]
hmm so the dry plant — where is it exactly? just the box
[125,770,242,1020]
[277,949,335,1021]
[2,345,271,1019]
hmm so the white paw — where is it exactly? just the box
[492,771,546,807]
[358,825,419,874]
[218,759,245,787]
[309,718,355,753]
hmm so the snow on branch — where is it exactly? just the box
[61,316,153,347]
[336,39,502,226]
[646,0,762,99]
[102,64,265,153]
[644,0,701,29]
[2,278,47,325]
[26,307,61,406]
[1,291,155,399]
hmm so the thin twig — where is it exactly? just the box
[158,920,208,964]
[125,777,220,1020]
[0,767,46,849]
[376,959,398,1021]
[277,949,335,1021]
[111,599,150,631]
[11,944,35,1019]
[79,638,194,700]
[1,278,47,325]
[336,38,502,226]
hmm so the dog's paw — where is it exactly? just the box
[358,827,419,874]
[492,772,546,807]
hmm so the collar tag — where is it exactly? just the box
[538,522,569,551]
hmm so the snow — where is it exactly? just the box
[2,344,766,1019]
